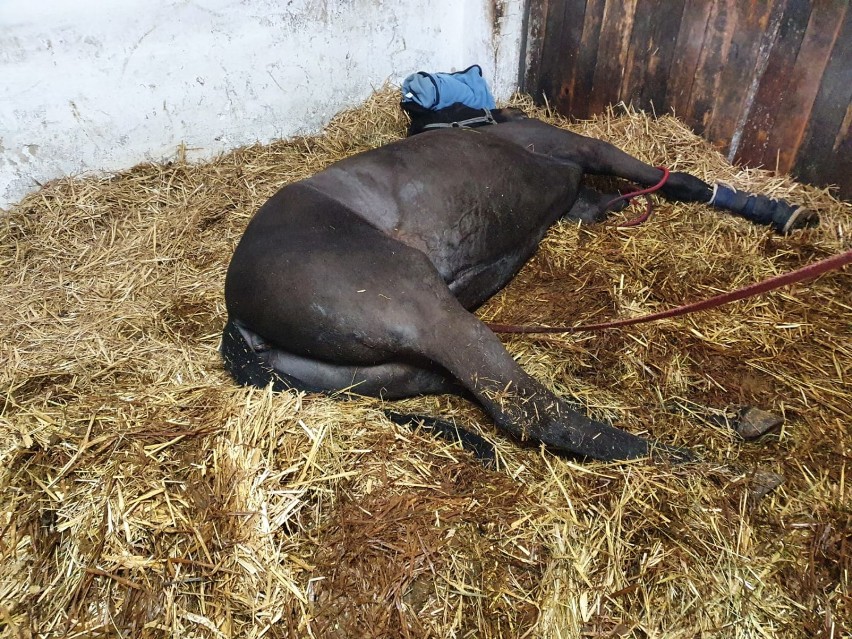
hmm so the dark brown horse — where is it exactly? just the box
[222,109,813,461]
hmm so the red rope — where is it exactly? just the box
[487,249,852,334]
[603,166,670,228]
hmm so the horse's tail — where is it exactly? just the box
[220,317,293,391]
[383,411,496,465]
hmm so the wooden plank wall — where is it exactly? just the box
[523,0,852,200]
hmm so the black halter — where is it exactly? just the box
[421,107,496,130]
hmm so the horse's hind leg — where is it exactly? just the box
[234,227,653,461]
[565,185,629,224]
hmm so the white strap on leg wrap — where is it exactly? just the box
[708,183,723,205]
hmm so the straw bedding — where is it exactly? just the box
[1,88,849,638]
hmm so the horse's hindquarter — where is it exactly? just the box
[303,128,582,300]
[225,127,584,357]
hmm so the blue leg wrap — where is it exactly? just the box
[708,184,817,234]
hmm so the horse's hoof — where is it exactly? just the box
[748,468,785,508]
[773,204,819,234]
[733,406,783,440]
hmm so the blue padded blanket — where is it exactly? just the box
[402,64,496,111]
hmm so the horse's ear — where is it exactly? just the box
[494,107,529,123]
[400,101,434,136]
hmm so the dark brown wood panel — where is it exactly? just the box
[521,0,549,107]
[523,0,852,200]
[549,0,590,112]
[703,1,778,146]
[683,0,731,132]
[565,0,607,116]
[620,0,687,113]
[735,0,812,167]
[587,0,639,115]
[663,0,714,117]
[764,0,844,170]
[793,3,852,194]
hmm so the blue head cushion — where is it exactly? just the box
[402,64,496,111]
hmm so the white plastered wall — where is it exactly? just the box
[0,0,525,209]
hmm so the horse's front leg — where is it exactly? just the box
[533,123,818,233]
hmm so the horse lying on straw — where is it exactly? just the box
[221,72,815,462]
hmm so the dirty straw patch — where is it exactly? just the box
[1,88,850,638]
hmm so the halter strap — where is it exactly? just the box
[421,107,496,130]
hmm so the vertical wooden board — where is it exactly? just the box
[618,0,661,108]
[587,0,639,116]
[703,1,779,148]
[521,0,551,94]
[794,4,852,200]
[529,0,591,115]
[735,0,812,168]
[766,0,847,173]
[664,0,715,118]
[620,0,687,113]
[684,0,739,136]
[566,0,607,117]
[525,0,559,104]
[549,0,593,114]
[618,0,656,104]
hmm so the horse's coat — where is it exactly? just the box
[222,111,812,461]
